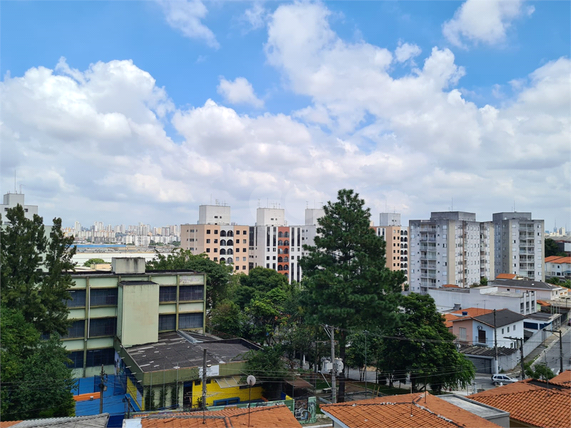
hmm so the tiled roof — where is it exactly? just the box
[495,273,517,279]
[469,378,571,428]
[320,393,501,428]
[470,309,524,328]
[444,308,493,328]
[551,370,571,387]
[0,414,110,428]
[545,256,571,264]
[137,405,301,428]
[0,423,22,427]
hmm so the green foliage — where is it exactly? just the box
[545,238,567,257]
[147,249,232,309]
[83,258,106,267]
[545,277,571,288]
[300,189,404,400]
[524,362,555,381]
[0,206,76,336]
[376,293,475,393]
[235,267,289,309]
[244,345,288,400]
[480,276,488,286]
[209,300,245,337]
[1,307,76,420]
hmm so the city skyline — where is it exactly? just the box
[1,1,569,229]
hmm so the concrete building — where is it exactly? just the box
[545,256,571,279]
[1,192,38,223]
[181,205,250,273]
[428,285,537,316]
[490,277,568,301]
[493,212,544,281]
[409,212,491,293]
[450,309,524,349]
[374,213,409,288]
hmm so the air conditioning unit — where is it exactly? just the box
[477,326,483,330]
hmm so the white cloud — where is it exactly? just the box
[442,0,532,48]
[217,77,264,108]
[241,2,268,31]
[156,0,219,48]
[394,42,421,63]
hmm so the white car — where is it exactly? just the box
[491,374,518,385]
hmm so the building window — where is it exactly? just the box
[214,230,218,235]
[206,248,210,253]
[459,327,466,341]
[86,348,114,367]
[179,313,203,329]
[90,289,118,306]
[159,286,177,302]
[159,314,176,331]
[179,286,203,301]
[67,290,86,307]
[206,239,210,243]
[207,230,211,234]
[67,351,84,369]
[64,320,85,339]
[89,318,117,338]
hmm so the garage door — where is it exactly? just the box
[467,356,492,374]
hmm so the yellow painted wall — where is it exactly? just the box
[190,378,263,407]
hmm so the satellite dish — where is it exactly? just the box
[247,375,256,386]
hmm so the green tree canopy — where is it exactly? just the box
[243,345,288,400]
[376,293,475,393]
[300,189,405,401]
[545,238,567,257]
[525,362,555,381]
[1,205,76,336]
[83,258,106,267]
[147,249,232,309]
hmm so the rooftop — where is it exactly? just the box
[495,273,517,280]
[443,308,493,328]
[127,405,301,427]
[459,345,518,357]
[126,332,259,373]
[491,278,560,291]
[320,392,501,428]
[469,375,571,428]
[0,414,109,428]
[470,309,525,328]
[545,256,571,264]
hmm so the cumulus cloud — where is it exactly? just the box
[394,42,421,63]
[442,0,533,48]
[217,77,264,108]
[156,0,219,48]
[241,2,268,31]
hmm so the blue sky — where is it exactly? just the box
[1,1,570,229]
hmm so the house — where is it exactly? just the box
[490,278,568,301]
[123,405,302,427]
[450,309,524,349]
[0,414,109,428]
[443,308,493,330]
[320,392,504,428]
[545,256,571,279]
[469,372,571,428]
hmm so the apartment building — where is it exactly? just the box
[1,192,38,224]
[249,207,323,283]
[409,212,491,293]
[493,212,544,281]
[181,205,250,273]
[373,213,409,288]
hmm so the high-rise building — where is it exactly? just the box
[1,192,38,224]
[374,213,409,289]
[492,212,544,281]
[181,205,250,274]
[409,212,490,294]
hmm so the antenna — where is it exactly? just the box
[14,171,17,193]
[513,199,516,212]
[451,198,454,211]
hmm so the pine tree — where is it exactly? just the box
[300,189,404,401]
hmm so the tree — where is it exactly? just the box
[545,238,566,257]
[0,205,76,336]
[235,267,289,310]
[83,258,106,267]
[147,249,232,309]
[209,300,245,337]
[300,189,405,401]
[525,362,555,381]
[376,294,475,393]
[243,345,288,400]
[1,307,76,420]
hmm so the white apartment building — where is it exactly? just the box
[493,212,544,281]
[1,192,38,223]
[409,212,492,293]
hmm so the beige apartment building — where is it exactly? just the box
[374,213,410,289]
[181,205,250,273]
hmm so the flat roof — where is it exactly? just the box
[439,394,509,419]
[126,332,259,373]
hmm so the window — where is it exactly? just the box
[90,289,118,306]
[159,286,177,302]
[65,320,85,339]
[159,314,176,331]
[67,350,84,369]
[501,328,504,334]
[214,230,218,235]
[214,248,218,253]
[207,229,211,234]
[179,313,203,329]
[67,290,86,307]
[243,239,247,244]
[86,348,114,367]
[507,326,510,332]
[89,318,117,337]
[206,239,211,243]
[179,286,203,301]
[459,327,467,341]
[206,248,210,253]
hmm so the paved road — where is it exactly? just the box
[539,328,571,374]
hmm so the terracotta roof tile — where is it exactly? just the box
[469,378,571,428]
[444,308,493,327]
[0,422,22,427]
[321,393,501,428]
[545,256,571,264]
[496,273,517,279]
[551,370,571,387]
[139,405,301,428]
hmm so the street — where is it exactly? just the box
[539,328,571,374]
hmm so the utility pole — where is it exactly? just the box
[364,330,368,397]
[547,329,563,374]
[98,365,107,414]
[325,325,337,404]
[202,349,207,411]
[493,309,499,374]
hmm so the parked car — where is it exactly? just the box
[491,374,518,385]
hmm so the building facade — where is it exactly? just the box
[493,212,544,281]
[374,213,410,289]
[1,192,38,223]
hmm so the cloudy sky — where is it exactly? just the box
[1,0,569,229]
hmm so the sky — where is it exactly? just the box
[1,0,570,230]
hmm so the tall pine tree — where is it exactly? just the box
[300,189,404,401]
